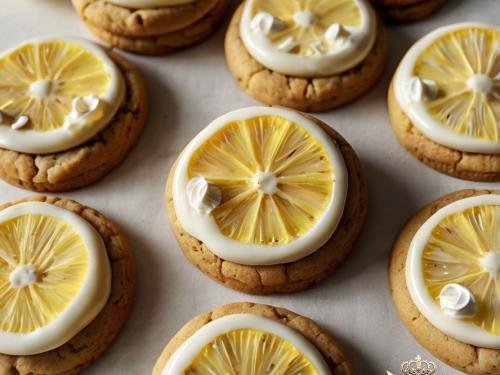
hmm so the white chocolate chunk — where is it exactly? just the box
[310,41,325,55]
[187,177,222,213]
[293,11,316,27]
[250,12,284,35]
[11,115,29,130]
[406,76,438,102]
[325,23,351,45]
[439,283,477,318]
[278,37,298,52]
[467,74,493,94]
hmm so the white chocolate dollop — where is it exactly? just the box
[439,283,477,318]
[9,265,37,288]
[186,176,222,213]
[250,12,284,35]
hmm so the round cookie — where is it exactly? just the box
[388,83,500,182]
[389,189,500,375]
[165,109,367,295]
[153,302,353,375]
[388,23,500,182]
[73,0,230,55]
[0,48,148,192]
[0,196,135,375]
[369,0,445,22]
[225,2,387,112]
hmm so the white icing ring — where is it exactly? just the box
[162,314,331,374]
[240,0,377,77]
[172,106,348,266]
[0,37,125,154]
[107,0,195,8]
[0,202,111,355]
[394,22,500,154]
[406,194,500,349]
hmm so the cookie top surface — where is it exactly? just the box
[394,22,500,154]
[239,0,377,77]
[172,106,348,266]
[161,313,331,374]
[108,0,195,8]
[406,193,500,348]
[0,37,125,154]
[0,201,111,355]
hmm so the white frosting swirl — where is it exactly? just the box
[439,283,477,318]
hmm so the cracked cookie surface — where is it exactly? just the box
[389,189,500,375]
[0,196,135,375]
[0,50,147,192]
[388,83,500,182]
[73,0,221,37]
[165,114,367,295]
[225,3,387,113]
[152,302,353,375]
[83,0,229,55]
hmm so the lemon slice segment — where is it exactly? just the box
[240,0,377,77]
[0,37,124,154]
[407,194,500,349]
[394,23,500,154]
[162,314,330,375]
[0,202,111,355]
[172,107,347,266]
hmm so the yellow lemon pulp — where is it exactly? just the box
[187,115,335,246]
[253,0,361,56]
[0,214,89,333]
[185,328,319,375]
[414,28,500,141]
[0,40,110,131]
[423,205,500,334]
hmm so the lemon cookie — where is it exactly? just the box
[0,37,147,191]
[389,23,500,181]
[368,0,445,22]
[390,189,500,374]
[225,0,387,112]
[73,0,230,55]
[166,107,367,294]
[0,195,134,374]
[153,302,352,375]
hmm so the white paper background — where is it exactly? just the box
[0,1,499,374]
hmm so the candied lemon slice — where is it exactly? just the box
[394,23,500,154]
[162,314,330,374]
[0,37,124,154]
[240,0,376,77]
[0,202,111,355]
[407,194,500,349]
[172,107,347,265]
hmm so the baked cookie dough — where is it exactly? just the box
[225,1,387,112]
[73,0,230,54]
[153,302,352,375]
[0,196,134,375]
[0,38,147,192]
[390,189,500,375]
[369,0,445,22]
[166,107,367,295]
[389,23,500,181]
